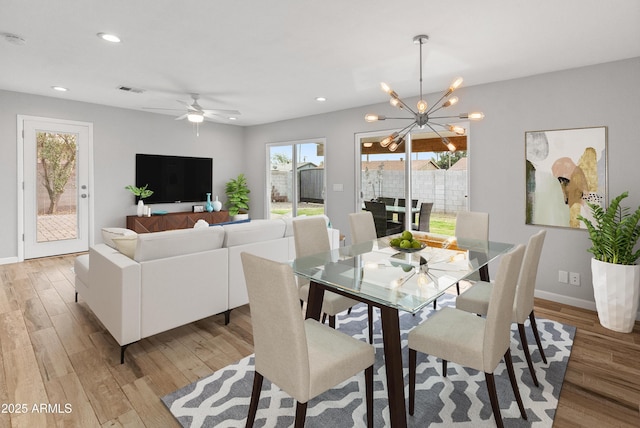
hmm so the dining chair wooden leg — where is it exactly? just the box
[294,401,307,428]
[365,365,374,427]
[504,349,528,420]
[246,371,264,428]
[433,299,437,310]
[456,281,460,295]
[518,322,539,387]
[408,349,417,416]
[321,313,327,324]
[329,315,336,329]
[367,305,374,344]
[484,372,504,428]
[442,360,448,377]
[529,311,547,364]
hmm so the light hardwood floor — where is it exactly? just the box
[0,254,638,427]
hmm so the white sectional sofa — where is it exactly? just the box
[74,216,340,363]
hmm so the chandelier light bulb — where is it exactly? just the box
[449,125,466,135]
[417,99,428,113]
[390,97,401,108]
[380,82,392,94]
[363,142,373,148]
[388,141,399,152]
[442,96,458,108]
[468,112,485,120]
[449,77,463,91]
[447,142,457,152]
[365,114,381,122]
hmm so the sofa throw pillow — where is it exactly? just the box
[102,227,137,248]
[194,219,209,228]
[112,235,137,258]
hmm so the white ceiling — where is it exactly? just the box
[1,0,639,126]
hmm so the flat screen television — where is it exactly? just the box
[135,153,212,204]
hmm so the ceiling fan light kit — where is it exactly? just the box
[365,34,484,152]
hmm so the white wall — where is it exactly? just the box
[2,58,639,310]
[243,58,640,310]
[0,90,246,261]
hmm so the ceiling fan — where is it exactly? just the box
[145,93,241,124]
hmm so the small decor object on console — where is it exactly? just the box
[205,193,214,212]
[125,184,154,217]
[212,195,222,212]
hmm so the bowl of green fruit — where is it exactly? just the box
[389,230,426,253]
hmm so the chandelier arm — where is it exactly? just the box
[393,97,418,115]
[429,115,463,120]
[425,124,455,149]
[425,90,453,115]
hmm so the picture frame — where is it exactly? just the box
[525,126,607,229]
[193,205,204,213]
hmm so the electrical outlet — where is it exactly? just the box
[569,272,580,286]
[558,270,568,283]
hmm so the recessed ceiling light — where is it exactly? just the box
[315,97,327,102]
[229,117,238,121]
[97,32,121,43]
[51,86,68,92]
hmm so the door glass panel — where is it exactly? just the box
[36,131,78,242]
[297,142,325,216]
[269,145,293,219]
[268,141,325,219]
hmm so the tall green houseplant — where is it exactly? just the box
[578,191,640,333]
[225,173,250,217]
[578,191,640,265]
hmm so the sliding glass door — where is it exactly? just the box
[356,129,469,236]
[267,139,326,219]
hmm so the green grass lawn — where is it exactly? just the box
[428,214,456,236]
[271,207,325,216]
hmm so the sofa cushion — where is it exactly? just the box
[112,235,138,258]
[134,226,225,262]
[102,227,137,248]
[223,219,286,247]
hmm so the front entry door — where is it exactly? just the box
[20,117,92,259]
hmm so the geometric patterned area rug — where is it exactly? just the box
[162,294,575,427]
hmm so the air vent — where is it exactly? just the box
[117,86,145,94]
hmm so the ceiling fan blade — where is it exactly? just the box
[143,107,184,112]
[175,114,188,121]
[203,109,241,116]
[177,100,199,111]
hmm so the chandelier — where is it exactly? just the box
[365,35,484,152]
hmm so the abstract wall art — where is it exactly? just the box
[525,126,607,229]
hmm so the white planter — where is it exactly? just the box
[232,212,249,222]
[591,258,640,333]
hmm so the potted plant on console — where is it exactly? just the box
[225,173,250,221]
[578,191,640,333]
[125,184,154,217]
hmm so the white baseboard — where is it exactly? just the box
[0,256,19,266]
[535,289,640,321]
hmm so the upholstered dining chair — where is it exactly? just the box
[364,200,403,237]
[408,245,527,428]
[456,230,547,386]
[293,217,368,331]
[241,252,375,428]
[412,202,433,232]
[348,211,379,343]
[431,210,489,310]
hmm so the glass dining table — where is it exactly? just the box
[292,233,514,427]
